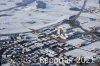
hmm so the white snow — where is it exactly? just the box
[64,49,96,57]
[66,38,85,46]
[81,41,100,51]
[2,63,10,66]
[0,0,99,34]
[0,23,31,35]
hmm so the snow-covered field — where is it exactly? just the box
[0,0,99,35]
[66,38,85,46]
[81,41,100,51]
[64,49,96,57]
